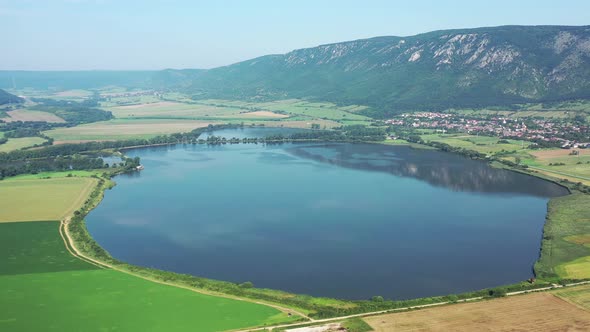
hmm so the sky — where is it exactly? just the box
[1,0,588,70]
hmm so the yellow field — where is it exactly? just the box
[4,109,65,123]
[0,177,97,222]
[0,137,47,152]
[44,119,216,142]
[557,257,590,280]
[364,292,590,331]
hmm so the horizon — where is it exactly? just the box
[2,0,589,71]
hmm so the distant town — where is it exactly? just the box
[385,112,590,149]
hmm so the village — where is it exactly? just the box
[384,112,590,149]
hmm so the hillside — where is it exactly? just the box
[182,25,590,117]
[0,89,23,105]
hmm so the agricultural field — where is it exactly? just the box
[195,99,372,124]
[363,292,590,331]
[413,132,590,185]
[535,193,590,280]
[554,284,590,310]
[418,132,528,155]
[0,221,291,332]
[7,170,103,180]
[3,109,65,123]
[43,119,215,142]
[523,149,590,185]
[0,136,47,152]
[0,177,97,222]
[107,101,288,120]
[9,88,93,102]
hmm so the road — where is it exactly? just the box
[233,281,590,332]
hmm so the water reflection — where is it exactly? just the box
[287,143,568,197]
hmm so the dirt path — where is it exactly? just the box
[234,281,590,331]
[60,218,312,321]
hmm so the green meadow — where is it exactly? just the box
[0,136,47,152]
[535,193,590,280]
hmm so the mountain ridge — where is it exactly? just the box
[182,25,590,117]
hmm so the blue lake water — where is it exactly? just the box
[86,129,568,300]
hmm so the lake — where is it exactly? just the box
[86,128,568,300]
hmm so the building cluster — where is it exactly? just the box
[384,112,590,147]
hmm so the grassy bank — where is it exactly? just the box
[536,193,590,280]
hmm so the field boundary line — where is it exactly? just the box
[234,281,590,331]
[528,165,590,182]
[58,219,106,269]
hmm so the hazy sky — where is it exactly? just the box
[1,0,588,70]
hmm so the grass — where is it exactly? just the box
[7,170,103,180]
[196,99,372,123]
[520,149,590,185]
[0,221,97,275]
[419,132,527,155]
[0,220,292,332]
[341,318,373,332]
[1,269,287,332]
[363,292,590,331]
[553,284,590,310]
[535,193,590,280]
[0,137,46,152]
[43,118,215,142]
[108,101,288,120]
[0,177,97,222]
[557,257,590,279]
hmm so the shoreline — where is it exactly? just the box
[58,137,590,319]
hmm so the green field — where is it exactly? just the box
[108,101,288,120]
[0,177,96,222]
[7,170,103,180]
[196,99,372,124]
[0,136,47,152]
[520,149,590,186]
[418,132,528,155]
[535,193,590,280]
[1,221,96,275]
[0,221,289,332]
